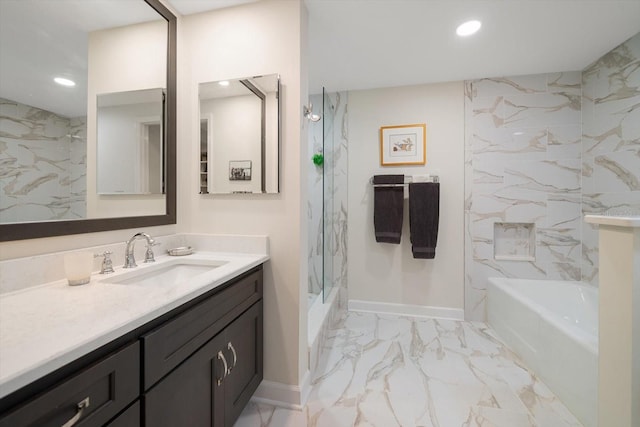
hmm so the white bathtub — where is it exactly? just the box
[487,278,598,427]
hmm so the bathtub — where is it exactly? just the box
[487,278,598,427]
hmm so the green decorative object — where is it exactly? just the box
[312,153,324,167]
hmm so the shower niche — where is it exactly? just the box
[493,222,535,261]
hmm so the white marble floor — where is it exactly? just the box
[235,311,583,427]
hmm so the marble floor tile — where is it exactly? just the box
[235,312,583,427]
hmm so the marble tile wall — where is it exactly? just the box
[0,98,86,223]
[465,32,640,319]
[307,92,349,301]
[581,31,640,285]
[464,72,584,321]
[327,91,348,296]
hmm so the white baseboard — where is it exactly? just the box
[251,370,311,410]
[348,299,464,321]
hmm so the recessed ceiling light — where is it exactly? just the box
[54,77,76,87]
[218,80,230,87]
[456,20,482,37]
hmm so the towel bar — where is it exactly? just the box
[369,175,439,187]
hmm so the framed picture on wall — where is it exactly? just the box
[229,160,252,181]
[380,123,426,166]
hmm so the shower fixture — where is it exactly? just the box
[303,103,321,122]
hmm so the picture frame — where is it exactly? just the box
[229,160,252,181]
[379,123,426,166]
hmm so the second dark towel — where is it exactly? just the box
[409,182,440,259]
[373,174,404,244]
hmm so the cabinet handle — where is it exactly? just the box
[216,351,228,386]
[61,397,90,427]
[227,342,237,372]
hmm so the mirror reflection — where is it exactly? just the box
[0,0,167,224]
[97,88,165,195]
[199,74,280,194]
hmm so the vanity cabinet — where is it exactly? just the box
[0,266,264,427]
[0,342,140,427]
[144,302,262,426]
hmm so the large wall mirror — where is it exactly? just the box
[199,74,280,194]
[0,0,176,241]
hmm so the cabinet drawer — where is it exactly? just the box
[0,342,139,427]
[142,268,262,389]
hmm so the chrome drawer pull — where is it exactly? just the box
[216,351,228,386]
[227,342,237,372]
[61,397,90,427]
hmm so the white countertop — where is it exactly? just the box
[584,215,640,228]
[0,251,268,399]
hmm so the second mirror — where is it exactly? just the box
[199,74,280,194]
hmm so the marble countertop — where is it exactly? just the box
[0,251,268,399]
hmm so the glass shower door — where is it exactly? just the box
[322,88,335,302]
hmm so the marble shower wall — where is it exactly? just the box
[307,92,349,302]
[464,73,583,321]
[581,32,640,285]
[327,91,348,299]
[0,98,86,223]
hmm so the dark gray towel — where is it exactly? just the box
[373,175,404,244]
[409,182,440,258]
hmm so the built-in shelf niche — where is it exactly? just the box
[494,222,535,261]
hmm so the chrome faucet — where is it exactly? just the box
[124,232,156,268]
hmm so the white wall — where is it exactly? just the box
[180,0,308,389]
[348,82,465,313]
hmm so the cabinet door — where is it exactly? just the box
[144,334,226,427]
[142,268,262,390]
[106,401,139,427]
[222,302,263,427]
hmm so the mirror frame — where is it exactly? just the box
[0,0,176,242]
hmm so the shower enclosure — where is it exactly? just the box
[307,89,347,308]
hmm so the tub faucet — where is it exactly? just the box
[124,232,155,268]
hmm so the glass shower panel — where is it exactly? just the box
[307,93,323,309]
[322,88,335,302]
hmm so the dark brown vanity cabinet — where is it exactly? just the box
[0,266,264,427]
[144,302,263,427]
[0,343,140,427]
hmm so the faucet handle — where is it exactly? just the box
[144,241,159,263]
[94,251,115,274]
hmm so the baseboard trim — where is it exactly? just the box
[348,299,464,321]
[251,370,311,410]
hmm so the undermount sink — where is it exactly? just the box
[103,259,227,287]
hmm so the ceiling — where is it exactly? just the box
[0,0,163,117]
[170,0,640,94]
[304,0,640,94]
[2,0,638,117]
